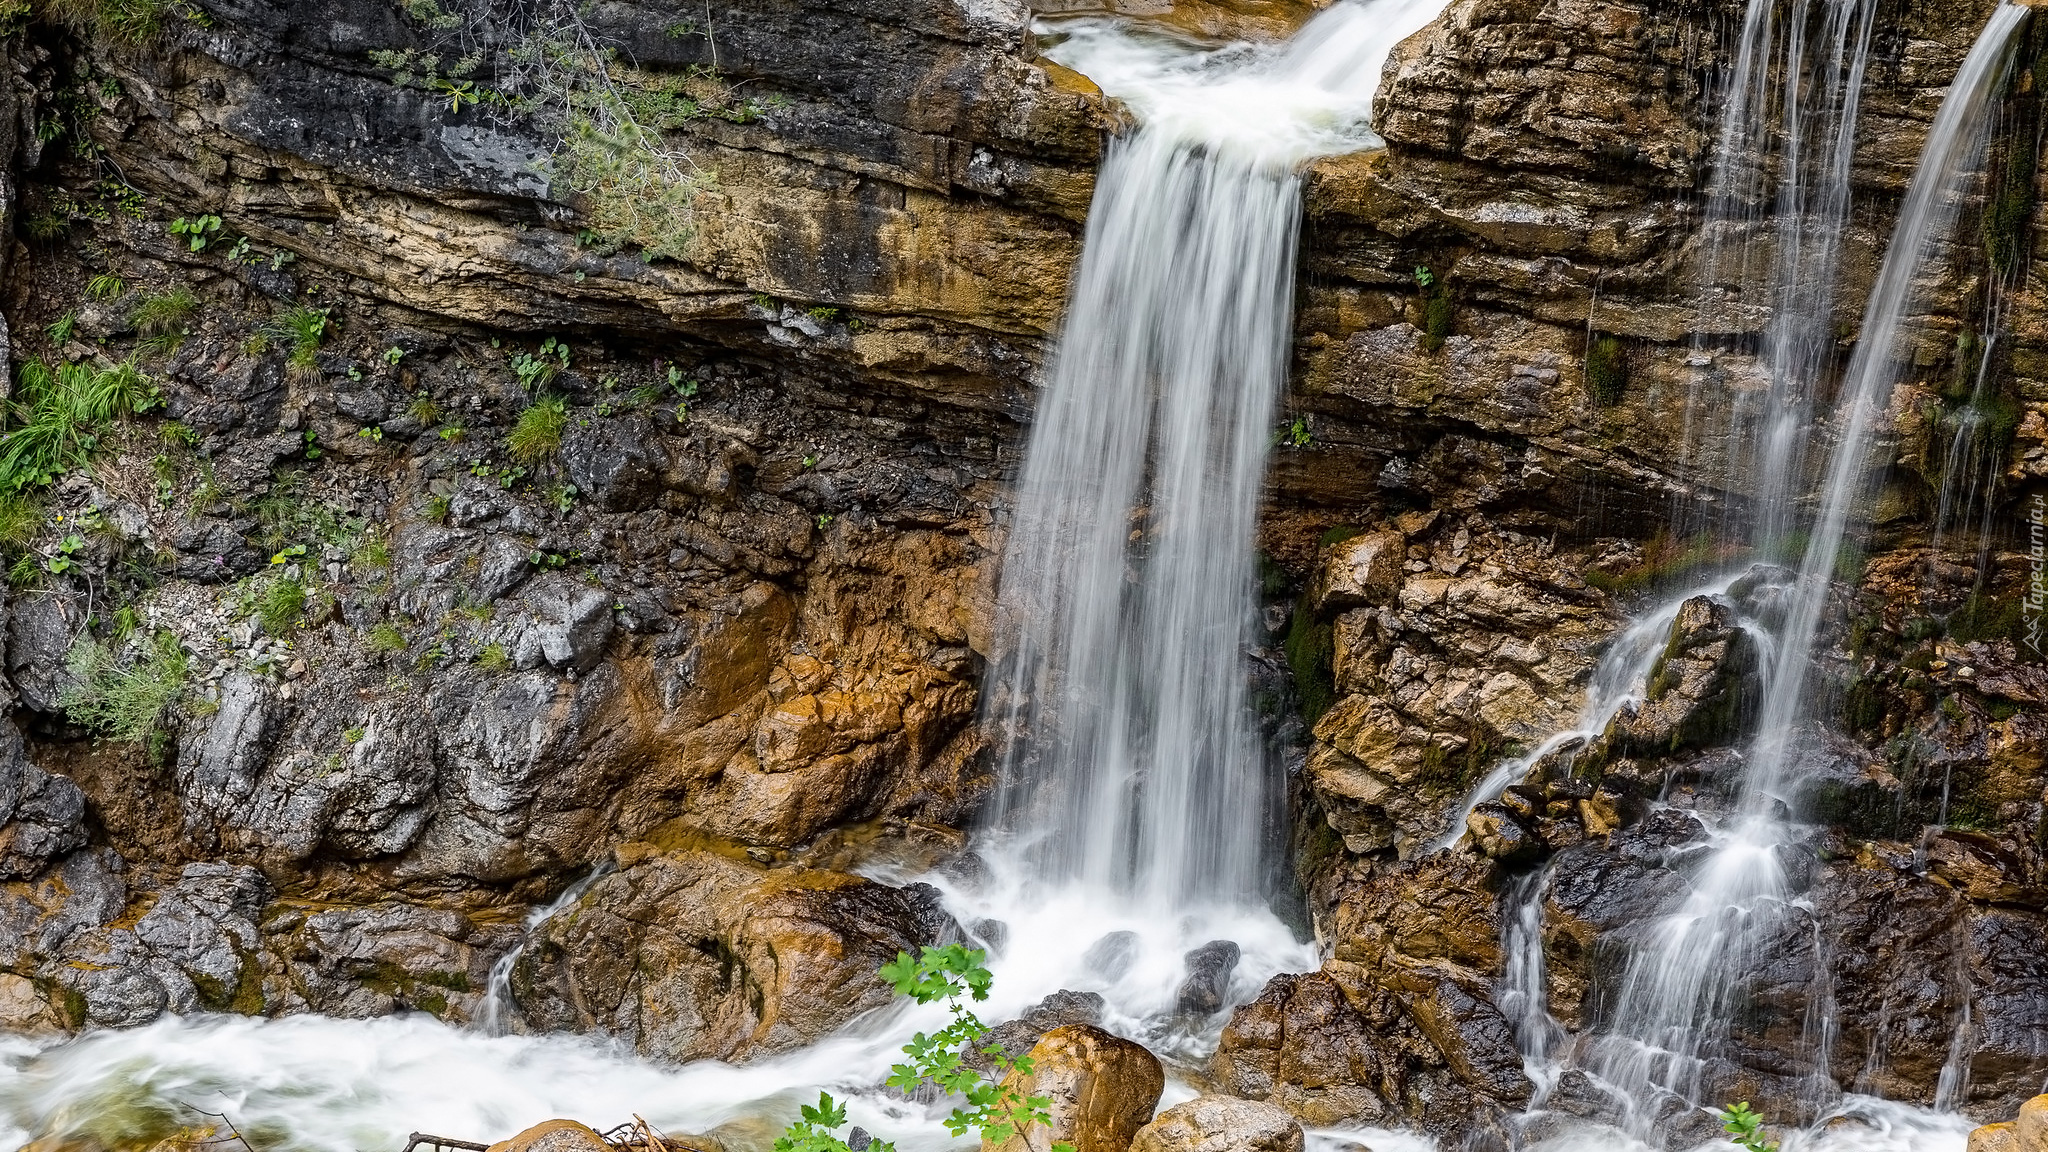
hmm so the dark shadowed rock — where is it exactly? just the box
[1176,939,1242,1017]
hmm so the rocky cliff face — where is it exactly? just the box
[0,0,2044,1144]
[0,0,1107,1041]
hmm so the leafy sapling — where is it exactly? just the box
[1715,1102,1777,1152]
[774,945,1074,1152]
[883,945,1074,1152]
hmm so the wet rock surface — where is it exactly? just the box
[0,0,2042,1145]
[512,841,956,1061]
[983,1024,1165,1152]
[1129,1095,1303,1152]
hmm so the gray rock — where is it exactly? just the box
[6,596,79,715]
[178,672,281,840]
[506,573,614,672]
[1176,939,1241,1017]
[562,414,670,511]
[0,722,87,878]
[1131,1096,1303,1152]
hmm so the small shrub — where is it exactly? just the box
[508,395,568,463]
[774,945,1072,1152]
[1587,335,1629,406]
[1716,1103,1777,1152]
[61,631,190,744]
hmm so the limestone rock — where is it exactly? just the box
[1316,531,1404,611]
[983,1024,1165,1152]
[1970,1095,2048,1152]
[1130,1096,1303,1152]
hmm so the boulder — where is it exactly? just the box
[517,846,957,1062]
[983,1024,1165,1152]
[487,1120,612,1152]
[1176,940,1241,1017]
[1969,1094,2047,1152]
[1130,1096,1303,1152]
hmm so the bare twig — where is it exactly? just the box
[176,1103,257,1152]
[402,1134,492,1152]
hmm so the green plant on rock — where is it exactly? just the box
[168,214,221,252]
[369,621,410,653]
[131,287,197,354]
[255,576,307,635]
[1715,1103,1777,1152]
[263,305,330,382]
[379,0,719,262]
[42,0,206,44]
[776,945,1072,1152]
[61,631,190,745]
[86,273,126,302]
[508,394,568,463]
[1587,335,1629,406]
[1,358,161,495]
[510,337,570,391]
[476,640,511,671]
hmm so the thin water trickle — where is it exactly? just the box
[475,862,615,1036]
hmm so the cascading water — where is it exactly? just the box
[474,862,614,1036]
[986,0,1448,907]
[1472,5,2035,1148]
[0,4,1449,1148]
[1685,0,1878,551]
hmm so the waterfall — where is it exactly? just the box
[1566,5,2032,1141]
[1747,2,2028,803]
[1685,0,1878,550]
[989,0,1446,908]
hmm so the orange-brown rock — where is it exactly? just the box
[486,1120,612,1152]
[983,1024,1165,1152]
[514,846,954,1063]
[1968,1095,2048,1152]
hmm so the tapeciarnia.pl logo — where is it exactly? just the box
[2029,493,2045,657]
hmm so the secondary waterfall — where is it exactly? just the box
[1687,0,1878,551]
[1490,5,2033,1146]
[989,0,1447,906]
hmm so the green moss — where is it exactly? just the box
[1950,592,2025,646]
[1422,290,1455,353]
[1282,594,1335,725]
[1317,525,1363,549]
[1843,676,1888,734]
[1586,335,1629,406]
